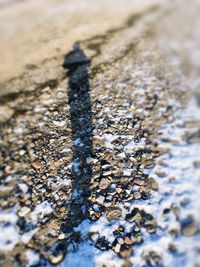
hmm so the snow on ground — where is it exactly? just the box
[131,97,200,266]
[63,97,200,267]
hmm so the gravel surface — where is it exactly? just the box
[0,0,200,266]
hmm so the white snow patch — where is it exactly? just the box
[0,210,20,251]
[29,201,53,224]
[62,98,200,267]
[26,249,40,267]
[124,138,146,153]
[18,183,29,193]
[131,97,200,267]
[53,120,66,127]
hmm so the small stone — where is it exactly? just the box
[19,150,26,156]
[145,220,157,234]
[58,233,66,240]
[118,152,126,159]
[147,178,158,191]
[99,178,111,190]
[118,226,125,233]
[134,178,145,186]
[89,232,99,242]
[113,243,121,253]
[133,191,142,199]
[168,243,177,252]
[92,181,99,188]
[32,160,43,170]
[49,253,64,265]
[132,234,143,244]
[193,160,200,168]
[106,206,122,221]
[86,156,95,164]
[103,201,112,208]
[155,169,166,177]
[133,225,141,233]
[140,186,150,199]
[123,169,132,176]
[116,187,123,194]
[0,186,12,197]
[94,211,102,219]
[181,216,199,236]
[144,251,162,266]
[124,236,133,245]
[48,230,58,238]
[96,195,105,205]
[18,206,31,217]
[119,246,132,258]
[126,208,141,223]
[0,105,14,123]
[95,237,109,251]
[117,237,124,245]
[18,183,29,193]
[53,120,66,127]
[186,129,200,144]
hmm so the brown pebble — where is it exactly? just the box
[119,247,132,258]
[99,178,111,190]
[124,236,133,245]
[134,178,145,186]
[133,191,142,199]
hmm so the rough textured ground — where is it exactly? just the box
[0,0,200,266]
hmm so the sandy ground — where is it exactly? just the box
[0,0,163,95]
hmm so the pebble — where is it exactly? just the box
[155,169,166,177]
[53,120,66,127]
[89,232,99,242]
[133,191,142,199]
[49,253,64,265]
[0,105,14,123]
[147,178,158,191]
[113,243,121,253]
[106,206,122,221]
[99,178,111,190]
[119,246,132,258]
[58,233,66,240]
[96,195,105,205]
[144,251,161,266]
[134,178,145,186]
[132,234,143,244]
[117,237,124,245]
[145,220,157,234]
[32,160,43,170]
[181,216,199,236]
[124,236,133,245]
[116,187,123,194]
[18,206,31,217]
[95,237,109,251]
[86,156,95,164]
